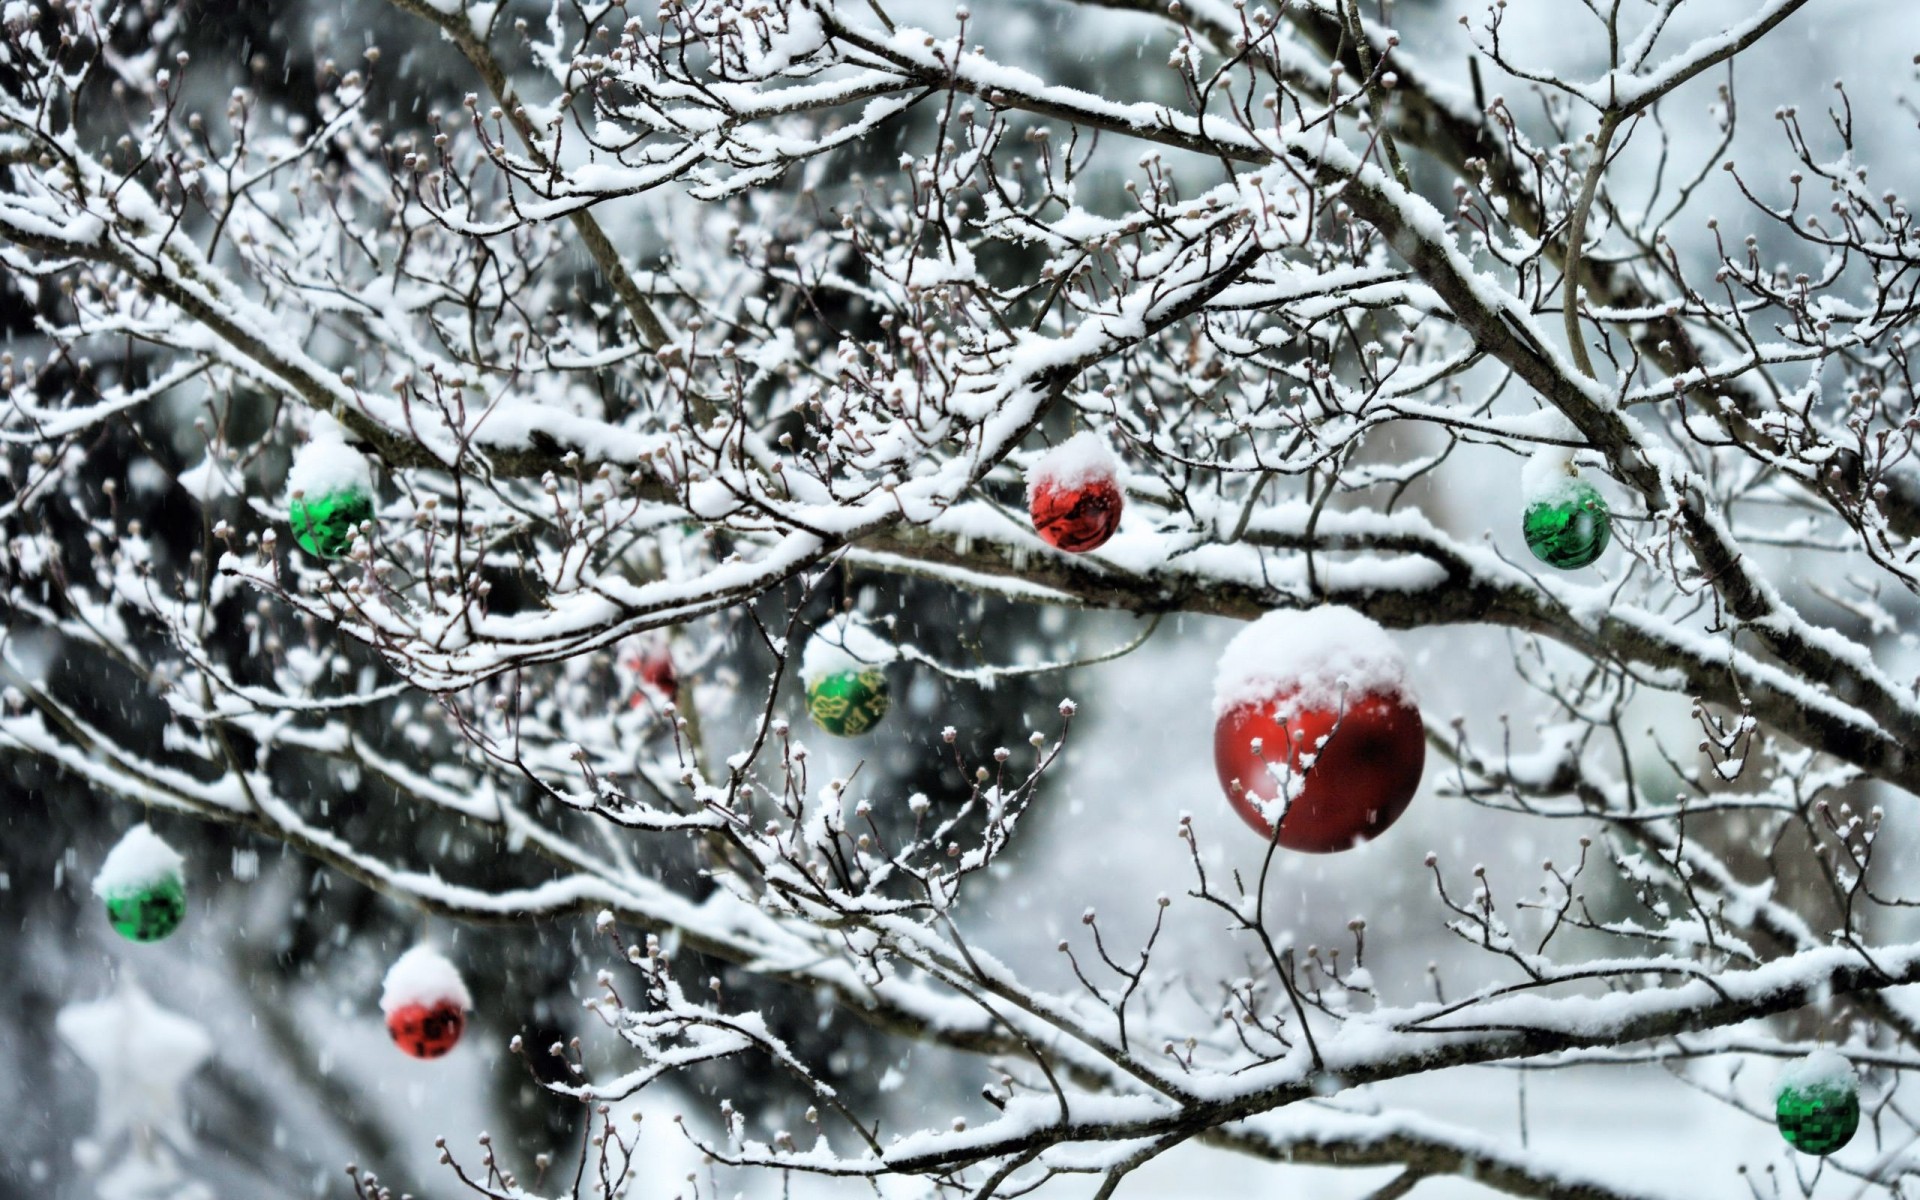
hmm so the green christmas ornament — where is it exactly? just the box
[93,824,187,944]
[289,488,374,560]
[287,430,375,561]
[1776,1050,1860,1156]
[1523,476,1610,570]
[105,875,187,943]
[806,667,891,737]
[801,620,896,738]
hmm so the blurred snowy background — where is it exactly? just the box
[6,0,1920,1196]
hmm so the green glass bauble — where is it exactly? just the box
[1777,1077,1859,1155]
[104,875,186,943]
[289,488,374,560]
[1523,478,1610,570]
[806,668,890,737]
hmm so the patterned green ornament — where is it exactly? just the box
[94,824,187,944]
[290,487,374,560]
[806,668,891,737]
[1523,477,1610,570]
[1776,1052,1860,1156]
[104,874,186,943]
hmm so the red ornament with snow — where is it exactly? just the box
[1027,432,1124,553]
[640,649,679,697]
[1212,607,1425,853]
[624,643,679,708]
[381,945,471,1060]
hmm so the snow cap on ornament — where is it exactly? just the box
[93,824,187,943]
[287,416,375,561]
[381,944,471,1059]
[1776,1049,1860,1155]
[802,617,896,738]
[1211,606,1424,853]
[1026,431,1125,553]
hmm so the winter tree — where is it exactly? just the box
[2,0,1918,1195]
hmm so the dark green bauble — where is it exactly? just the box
[1777,1078,1859,1155]
[289,488,374,560]
[1523,479,1610,570]
[104,876,186,943]
[806,668,890,737]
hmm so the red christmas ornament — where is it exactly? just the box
[641,650,679,696]
[626,646,679,708]
[386,1001,467,1059]
[1215,690,1424,852]
[380,945,471,1061]
[1212,607,1425,853]
[1027,433,1124,553]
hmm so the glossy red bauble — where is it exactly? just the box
[385,1001,466,1059]
[1027,433,1125,553]
[1029,475,1124,553]
[1213,688,1425,853]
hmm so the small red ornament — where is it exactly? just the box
[642,650,678,696]
[386,1001,467,1059]
[1212,607,1424,854]
[626,645,679,708]
[1027,433,1124,553]
[381,945,471,1061]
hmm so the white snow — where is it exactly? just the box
[1777,1048,1856,1098]
[92,824,185,896]
[800,617,897,687]
[287,422,372,499]
[1521,446,1584,507]
[1025,430,1122,500]
[1212,606,1414,717]
[746,3,826,74]
[380,945,472,1014]
[177,454,238,502]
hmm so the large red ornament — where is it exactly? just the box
[386,1001,466,1059]
[1027,433,1124,553]
[1211,606,1424,853]
[1214,690,1424,853]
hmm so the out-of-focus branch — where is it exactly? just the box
[382,0,673,353]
